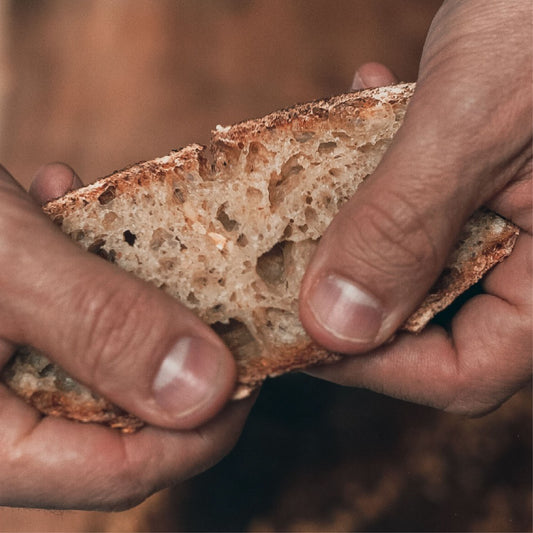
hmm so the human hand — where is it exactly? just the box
[0,163,252,509]
[300,0,532,416]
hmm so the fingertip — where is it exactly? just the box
[149,335,238,430]
[351,62,399,91]
[300,272,386,354]
[29,162,83,205]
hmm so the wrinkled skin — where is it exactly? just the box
[0,162,253,509]
[300,0,532,416]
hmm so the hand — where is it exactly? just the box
[0,163,252,509]
[300,0,532,416]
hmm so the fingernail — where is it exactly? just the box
[153,337,222,419]
[308,273,383,344]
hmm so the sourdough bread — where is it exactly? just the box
[1,83,519,431]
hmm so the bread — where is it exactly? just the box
[0,83,519,432]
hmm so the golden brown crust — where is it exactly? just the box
[44,84,415,223]
[233,340,343,398]
[44,145,207,224]
[2,346,144,432]
[212,84,414,143]
[20,391,142,433]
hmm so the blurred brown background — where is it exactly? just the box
[0,1,531,531]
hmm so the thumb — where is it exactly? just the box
[0,165,236,429]
[300,75,530,354]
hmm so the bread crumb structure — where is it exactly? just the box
[1,84,518,431]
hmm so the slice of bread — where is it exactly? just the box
[1,83,519,432]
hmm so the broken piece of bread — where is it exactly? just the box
[1,83,519,432]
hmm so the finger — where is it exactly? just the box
[300,33,532,355]
[0,381,254,510]
[306,233,532,415]
[350,62,399,91]
[0,165,237,430]
[29,162,84,205]
[485,157,532,232]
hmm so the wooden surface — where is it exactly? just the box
[0,1,531,532]
[1,0,439,185]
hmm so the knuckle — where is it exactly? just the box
[339,190,441,282]
[72,279,165,393]
[90,453,153,512]
[442,350,525,418]
[83,432,172,512]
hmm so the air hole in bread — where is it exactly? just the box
[103,212,118,229]
[280,156,304,180]
[245,141,271,173]
[304,206,317,226]
[216,203,238,231]
[269,154,305,207]
[123,230,136,246]
[88,238,115,262]
[246,187,263,202]
[97,186,116,205]
[256,241,288,286]
[321,194,333,207]
[318,141,337,154]
[214,140,241,170]
[359,138,387,154]
[209,303,225,316]
[38,363,55,378]
[282,224,293,239]
[187,291,199,304]
[292,130,315,143]
[211,319,259,359]
[88,238,106,254]
[150,228,171,250]
[173,188,185,203]
[332,131,351,141]
[237,234,248,247]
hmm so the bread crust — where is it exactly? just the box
[2,347,143,432]
[44,84,415,222]
[0,83,519,432]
